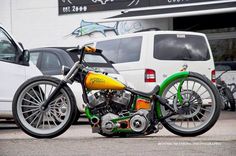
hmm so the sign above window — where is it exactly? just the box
[58,0,222,15]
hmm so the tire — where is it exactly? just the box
[72,108,80,124]
[160,72,221,137]
[12,76,76,138]
[224,87,235,111]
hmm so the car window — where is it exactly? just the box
[96,36,142,63]
[154,34,210,61]
[84,54,107,63]
[30,52,40,65]
[0,29,18,63]
[41,52,61,75]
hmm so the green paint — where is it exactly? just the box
[157,71,189,118]
[112,128,133,133]
[177,79,185,104]
[85,107,95,119]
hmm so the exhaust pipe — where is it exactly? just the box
[90,116,100,125]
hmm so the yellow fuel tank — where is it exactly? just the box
[85,72,126,90]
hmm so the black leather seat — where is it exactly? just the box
[126,85,160,98]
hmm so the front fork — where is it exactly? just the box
[41,81,66,111]
[41,62,81,111]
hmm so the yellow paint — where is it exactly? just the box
[85,72,126,90]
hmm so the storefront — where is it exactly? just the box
[90,0,236,71]
[0,0,236,59]
[174,12,236,71]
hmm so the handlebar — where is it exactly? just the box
[216,69,230,80]
[79,46,102,64]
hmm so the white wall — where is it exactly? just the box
[0,0,12,33]
[0,0,172,49]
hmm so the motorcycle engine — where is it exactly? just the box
[88,90,131,114]
[88,90,150,135]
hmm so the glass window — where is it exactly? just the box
[210,38,236,62]
[96,36,142,63]
[0,29,17,62]
[29,52,40,65]
[41,52,61,75]
[117,37,142,63]
[97,39,120,63]
[154,34,210,61]
[84,54,107,63]
[211,38,236,71]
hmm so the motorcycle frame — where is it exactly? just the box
[40,47,189,128]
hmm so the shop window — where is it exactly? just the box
[210,38,236,62]
[210,38,236,71]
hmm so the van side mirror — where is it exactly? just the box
[23,50,30,62]
[20,50,30,65]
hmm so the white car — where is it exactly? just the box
[29,47,126,121]
[0,25,42,119]
[88,31,216,92]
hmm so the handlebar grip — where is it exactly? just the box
[84,46,96,53]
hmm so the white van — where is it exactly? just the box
[0,25,42,118]
[90,31,215,92]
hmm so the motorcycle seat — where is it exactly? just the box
[126,85,160,98]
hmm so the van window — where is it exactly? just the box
[96,36,142,63]
[154,34,210,61]
[0,29,17,63]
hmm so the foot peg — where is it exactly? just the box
[153,123,163,133]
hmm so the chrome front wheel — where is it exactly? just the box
[12,76,76,138]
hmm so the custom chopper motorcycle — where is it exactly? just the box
[12,46,221,138]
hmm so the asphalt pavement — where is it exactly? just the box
[0,111,236,156]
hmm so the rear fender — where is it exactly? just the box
[156,71,189,118]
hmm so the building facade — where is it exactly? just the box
[0,0,235,68]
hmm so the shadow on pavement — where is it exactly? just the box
[0,117,90,130]
[0,111,235,130]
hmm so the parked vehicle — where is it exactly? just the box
[29,47,125,122]
[0,24,42,119]
[216,69,235,111]
[215,61,236,99]
[12,46,221,138]
[87,31,215,92]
